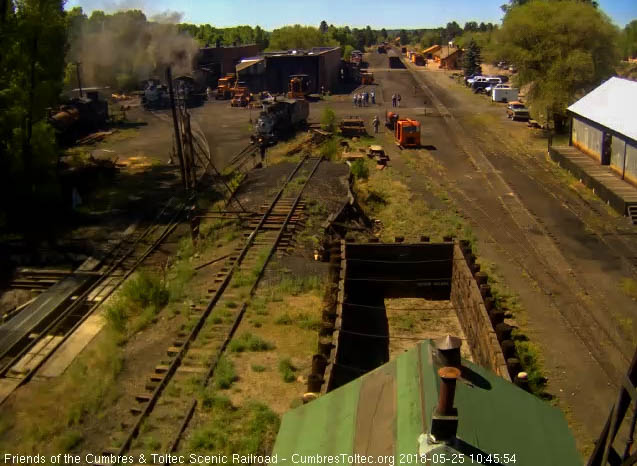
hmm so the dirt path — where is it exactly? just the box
[363,50,637,453]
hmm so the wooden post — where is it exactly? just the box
[166,66,186,189]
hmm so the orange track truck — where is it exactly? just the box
[395,118,421,148]
[216,74,236,100]
[361,72,374,85]
[385,111,399,130]
[231,83,250,107]
[287,74,311,99]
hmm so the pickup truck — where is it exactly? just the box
[506,101,530,121]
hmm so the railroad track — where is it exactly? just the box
[98,155,323,463]
[0,197,188,383]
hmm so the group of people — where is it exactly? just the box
[391,93,402,107]
[353,91,375,107]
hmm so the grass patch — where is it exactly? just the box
[512,335,546,394]
[56,430,83,452]
[621,278,637,300]
[215,357,239,390]
[229,333,274,353]
[276,275,323,296]
[190,397,279,455]
[251,364,267,372]
[278,358,297,383]
[390,313,417,332]
[275,313,293,325]
[103,271,169,338]
[168,260,196,302]
[296,313,321,331]
[351,159,369,180]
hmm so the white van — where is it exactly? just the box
[491,84,519,102]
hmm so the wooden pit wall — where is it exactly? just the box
[318,240,345,394]
[450,243,511,381]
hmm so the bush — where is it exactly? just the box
[229,333,274,353]
[278,358,297,383]
[319,138,340,161]
[321,107,337,132]
[215,357,238,389]
[104,300,128,333]
[351,159,369,180]
[122,271,169,309]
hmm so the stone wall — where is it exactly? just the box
[450,244,510,381]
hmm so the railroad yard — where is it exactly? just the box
[1,28,637,465]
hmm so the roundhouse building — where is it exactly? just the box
[236,46,342,94]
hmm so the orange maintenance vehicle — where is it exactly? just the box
[361,72,374,85]
[287,74,311,99]
[394,118,421,148]
[216,74,236,100]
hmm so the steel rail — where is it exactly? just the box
[0,198,188,380]
[162,155,324,458]
[111,156,319,457]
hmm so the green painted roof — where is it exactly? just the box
[273,341,582,466]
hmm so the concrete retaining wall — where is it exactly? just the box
[450,244,510,381]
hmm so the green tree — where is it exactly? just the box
[342,44,354,61]
[268,25,337,50]
[0,0,66,235]
[254,25,268,50]
[398,29,409,45]
[463,39,482,77]
[319,20,328,34]
[497,0,619,125]
[621,20,637,59]
[380,28,387,39]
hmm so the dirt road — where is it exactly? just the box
[353,50,637,452]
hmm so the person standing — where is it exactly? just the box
[352,94,357,106]
[372,115,380,134]
[397,93,402,107]
[371,90,375,105]
[391,93,396,107]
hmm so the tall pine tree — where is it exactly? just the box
[463,39,482,77]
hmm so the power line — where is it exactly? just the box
[346,257,462,264]
[346,277,452,282]
[341,301,460,312]
[336,327,471,342]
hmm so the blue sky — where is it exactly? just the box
[65,0,637,28]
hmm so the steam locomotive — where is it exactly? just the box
[251,98,309,147]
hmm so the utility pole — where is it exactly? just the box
[166,66,187,189]
[74,62,83,98]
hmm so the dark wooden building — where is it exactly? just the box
[237,47,342,94]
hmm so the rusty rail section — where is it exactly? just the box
[107,156,323,460]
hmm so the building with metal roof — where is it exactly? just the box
[273,339,581,466]
[567,77,637,186]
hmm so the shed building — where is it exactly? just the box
[434,46,463,70]
[236,47,341,94]
[195,44,260,87]
[567,77,637,186]
[273,339,581,466]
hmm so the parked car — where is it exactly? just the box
[496,75,509,83]
[506,101,530,121]
[472,77,501,92]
